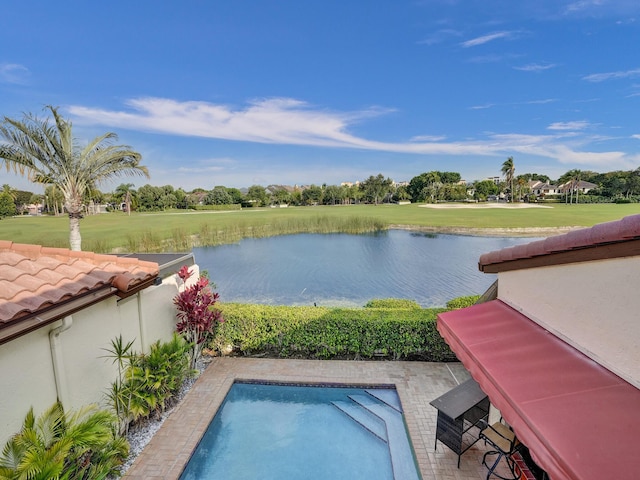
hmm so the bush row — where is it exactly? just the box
[212,300,463,361]
[190,204,242,211]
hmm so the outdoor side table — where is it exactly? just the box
[430,377,490,467]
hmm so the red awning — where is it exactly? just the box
[437,300,640,480]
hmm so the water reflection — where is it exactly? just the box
[193,230,537,308]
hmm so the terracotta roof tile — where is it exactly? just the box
[0,242,159,326]
[479,213,640,271]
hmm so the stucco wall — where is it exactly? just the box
[0,328,59,446]
[0,266,198,447]
[498,257,640,389]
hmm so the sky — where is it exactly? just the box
[1,0,639,193]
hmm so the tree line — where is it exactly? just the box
[3,165,640,220]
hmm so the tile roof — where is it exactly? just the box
[0,241,159,326]
[479,213,640,272]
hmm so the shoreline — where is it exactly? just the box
[389,224,583,237]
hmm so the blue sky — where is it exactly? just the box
[1,0,639,193]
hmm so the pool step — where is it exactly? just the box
[349,395,420,480]
[331,401,388,442]
[365,389,403,412]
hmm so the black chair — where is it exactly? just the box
[479,420,521,480]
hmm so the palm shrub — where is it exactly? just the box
[0,402,128,480]
[103,334,194,435]
[174,266,224,369]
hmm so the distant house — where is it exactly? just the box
[557,180,598,194]
[437,214,640,480]
[528,180,559,197]
[0,242,197,446]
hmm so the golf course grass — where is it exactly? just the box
[2,202,639,253]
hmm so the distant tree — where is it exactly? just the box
[408,171,441,202]
[246,185,269,206]
[204,186,233,205]
[271,187,292,205]
[114,183,136,215]
[360,174,393,205]
[302,184,323,205]
[560,169,583,204]
[516,177,528,201]
[393,185,411,202]
[160,192,178,210]
[442,183,467,201]
[226,187,244,204]
[0,192,15,218]
[44,185,64,215]
[473,179,499,201]
[439,172,462,184]
[137,184,163,211]
[501,157,515,202]
[322,185,342,205]
[0,106,148,250]
[519,173,550,184]
[174,187,188,208]
[1,184,17,201]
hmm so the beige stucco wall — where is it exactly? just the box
[498,256,640,389]
[0,266,198,447]
[0,328,59,446]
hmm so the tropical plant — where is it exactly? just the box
[501,156,515,202]
[102,335,137,435]
[0,106,149,250]
[113,182,137,215]
[360,174,393,205]
[0,402,128,480]
[174,266,224,369]
[0,192,15,218]
[103,334,194,435]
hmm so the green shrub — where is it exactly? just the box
[190,204,242,211]
[211,303,455,361]
[104,334,194,434]
[0,402,128,480]
[363,298,422,309]
[446,295,481,310]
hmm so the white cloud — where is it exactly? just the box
[68,97,635,170]
[514,63,556,72]
[632,134,640,139]
[417,29,462,46]
[547,120,591,131]
[0,63,30,84]
[469,103,495,110]
[410,134,448,142]
[461,31,513,48]
[582,68,640,82]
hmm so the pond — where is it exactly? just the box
[193,230,537,308]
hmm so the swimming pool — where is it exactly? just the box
[179,382,421,480]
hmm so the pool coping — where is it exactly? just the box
[123,357,499,479]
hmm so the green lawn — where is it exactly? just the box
[2,202,639,253]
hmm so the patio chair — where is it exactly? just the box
[479,420,521,480]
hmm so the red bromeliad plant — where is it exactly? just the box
[173,265,223,368]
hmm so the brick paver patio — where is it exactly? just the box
[124,358,503,479]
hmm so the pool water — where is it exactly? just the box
[179,382,421,480]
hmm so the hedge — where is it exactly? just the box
[211,302,457,361]
[189,204,242,211]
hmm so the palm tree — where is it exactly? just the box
[501,156,515,202]
[1,184,17,201]
[0,106,149,250]
[0,402,128,480]
[114,182,136,216]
